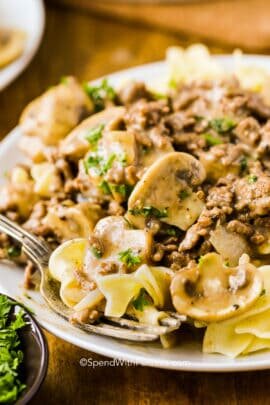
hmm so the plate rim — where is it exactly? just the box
[2,54,270,371]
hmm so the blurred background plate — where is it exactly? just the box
[0,0,45,91]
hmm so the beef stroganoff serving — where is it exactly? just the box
[3,45,270,357]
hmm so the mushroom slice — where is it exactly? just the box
[85,216,152,277]
[60,106,125,160]
[170,253,263,322]
[126,152,206,230]
[19,77,92,146]
[210,225,250,266]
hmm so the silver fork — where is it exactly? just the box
[0,214,185,341]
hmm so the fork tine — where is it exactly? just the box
[0,214,50,254]
[78,322,159,341]
[105,316,181,334]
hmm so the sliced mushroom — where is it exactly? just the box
[210,225,250,266]
[20,77,92,146]
[170,252,263,322]
[60,106,125,160]
[126,152,206,230]
[0,29,25,68]
[85,216,152,277]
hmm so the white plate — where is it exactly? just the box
[2,55,270,372]
[0,0,45,91]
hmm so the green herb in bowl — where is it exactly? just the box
[0,294,27,404]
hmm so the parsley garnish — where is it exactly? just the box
[168,78,178,89]
[84,78,116,112]
[164,228,177,236]
[260,289,266,297]
[118,248,141,268]
[85,124,104,148]
[129,206,168,218]
[0,295,27,403]
[7,245,21,258]
[60,76,69,85]
[179,189,190,200]
[110,184,133,198]
[202,133,222,146]
[98,180,112,195]
[84,153,116,175]
[239,156,248,173]
[90,246,102,259]
[132,289,151,311]
[210,117,236,133]
[248,174,258,184]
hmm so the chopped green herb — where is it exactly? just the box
[84,78,116,112]
[240,156,248,173]
[102,154,116,173]
[60,76,69,85]
[132,289,151,311]
[141,146,150,155]
[123,217,134,229]
[0,295,27,403]
[248,174,258,184]
[168,78,178,89]
[90,246,102,259]
[85,124,104,147]
[198,256,205,266]
[164,228,177,236]
[118,153,127,167]
[179,189,190,200]
[129,206,168,218]
[153,92,167,100]
[202,133,223,146]
[98,180,112,195]
[110,183,133,198]
[260,289,266,297]
[210,117,236,133]
[84,153,116,176]
[7,245,21,258]
[233,304,240,310]
[118,248,141,268]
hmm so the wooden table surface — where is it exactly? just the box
[1,4,270,405]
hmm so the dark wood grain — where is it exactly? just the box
[1,4,270,405]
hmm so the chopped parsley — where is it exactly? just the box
[260,289,266,297]
[164,228,177,236]
[84,78,116,112]
[179,189,190,200]
[60,76,69,85]
[110,184,133,198]
[132,289,151,311]
[202,133,222,146]
[84,153,116,176]
[209,117,236,133]
[98,180,111,195]
[7,245,21,258]
[90,246,103,259]
[239,156,248,173]
[129,206,168,218]
[168,78,178,89]
[118,248,141,268]
[85,124,104,148]
[248,174,258,184]
[0,295,27,403]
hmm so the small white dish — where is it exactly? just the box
[0,0,45,91]
[2,56,270,372]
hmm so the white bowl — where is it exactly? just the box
[0,0,45,91]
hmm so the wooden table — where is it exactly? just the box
[1,4,270,404]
